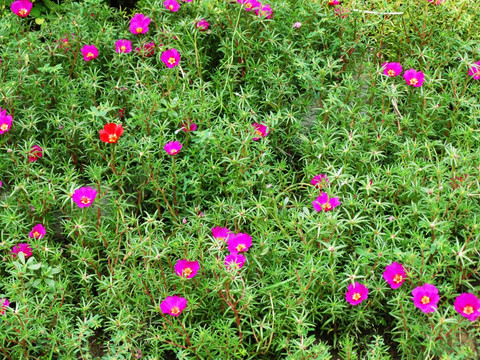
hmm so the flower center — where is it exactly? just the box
[120,45,126,52]
[169,5,173,9]
[409,78,418,85]
[136,27,143,33]
[255,130,263,136]
[80,196,91,205]
[108,134,118,143]
[236,244,246,252]
[463,305,474,315]
[0,124,8,131]
[171,306,180,315]
[181,267,193,277]
[352,292,361,301]
[168,57,177,65]
[19,8,27,16]
[393,274,403,284]
[33,231,40,238]
[245,3,252,8]
[322,203,332,211]
[169,149,178,155]
[421,295,430,305]
[86,52,94,59]
[387,69,396,76]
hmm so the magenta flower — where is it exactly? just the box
[12,243,33,259]
[174,259,200,278]
[225,254,246,270]
[72,186,97,208]
[28,145,43,162]
[160,296,187,316]
[129,13,151,34]
[255,4,273,18]
[0,298,9,315]
[454,293,480,322]
[312,193,340,212]
[468,61,480,80]
[164,141,182,155]
[345,283,369,305]
[164,0,180,12]
[403,69,425,87]
[196,19,209,31]
[227,233,252,254]
[81,45,98,62]
[115,39,132,54]
[292,22,302,28]
[382,62,403,77]
[428,0,444,4]
[334,6,350,18]
[252,123,269,140]
[412,283,440,313]
[11,0,32,17]
[161,48,180,68]
[211,227,232,242]
[311,174,329,188]
[135,42,157,57]
[328,0,340,5]
[382,262,406,289]
[29,224,46,239]
[181,122,197,132]
[238,0,261,11]
[0,107,13,135]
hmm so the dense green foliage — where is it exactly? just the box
[1,0,480,358]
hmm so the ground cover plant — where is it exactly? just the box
[0,0,480,358]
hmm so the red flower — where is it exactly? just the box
[99,123,124,143]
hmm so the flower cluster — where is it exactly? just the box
[237,0,273,19]
[382,62,425,87]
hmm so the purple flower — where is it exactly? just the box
[403,69,425,87]
[164,0,180,12]
[255,4,273,18]
[161,48,180,68]
[130,13,151,34]
[312,193,340,212]
[181,122,197,132]
[225,253,246,270]
[211,227,232,242]
[115,39,132,53]
[29,224,46,239]
[0,107,13,135]
[164,141,182,155]
[12,243,33,258]
[0,298,9,315]
[311,174,329,188]
[345,283,369,305]
[252,123,269,140]
[72,186,97,208]
[382,62,403,77]
[412,283,439,313]
[174,259,200,278]
[160,296,187,316]
[454,293,480,322]
[382,262,406,289]
[468,61,480,80]
[28,145,43,162]
[196,19,209,31]
[227,233,252,254]
[11,0,32,17]
[81,45,99,62]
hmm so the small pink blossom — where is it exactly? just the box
[115,39,132,54]
[28,145,43,162]
[292,22,302,28]
[255,4,273,19]
[227,233,252,254]
[0,299,9,315]
[468,61,480,80]
[135,42,157,57]
[382,262,406,289]
[382,62,403,77]
[164,0,180,12]
[196,19,209,31]
[164,141,182,155]
[225,254,246,270]
[174,259,200,278]
[29,224,46,239]
[160,296,187,316]
[161,48,180,68]
[428,0,444,4]
[212,227,232,242]
[0,107,13,135]
[11,0,32,17]
[12,243,33,259]
[403,69,425,87]
[311,174,329,188]
[454,293,480,322]
[328,0,340,5]
[130,13,151,34]
[72,186,97,208]
[412,283,439,313]
[252,123,269,140]
[81,45,98,62]
[238,0,260,11]
[334,6,350,18]
[312,193,340,212]
[181,122,197,132]
[345,283,369,305]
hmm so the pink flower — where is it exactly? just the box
[29,224,46,239]
[196,19,209,31]
[225,254,246,270]
[12,243,33,258]
[130,13,151,34]
[181,122,197,132]
[312,193,340,212]
[72,186,97,208]
[211,227,232,242]
[28,145,43,162]
[428,0,444,4]
[382,262,406,289]
[252,123,269,140]
[403,69,425,87]
[160,296,187,316]
[468,61,480,80]
[0,107,13,135]
[255,4,273,18]
[334,6,350,18]
[164,141,182,155]
[135,42,157,57]
[115,39,132,54]
[164,0,180,12]
[454,293,480,322]
[311,174,329,188]
[11,0,32,17]
[238,0,260,11]
[292,22,302,28]
[174,259,200,278]
[345,283,369,305]
[382,62,403,77]
[81,45,98,62]
[0,298,9,315]
[161,48,180,68]
[227,233,252,254]
[412,283,440,313]
[328,0,340,5]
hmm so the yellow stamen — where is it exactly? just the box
[387,69,396,76]
[80,196,91,205]
[171,306,180,315]
[236,244,246,252]
[168,57,177,65]
[181,267,193,277]
[108,134,118,143]
[0,124,8,131]
[33,231,40,238]
[120,45,126,52]
[409,78,418,85]
[421,296,430,305]
[393,274,403,284]
[136,27,143,33]
[463,305,474,315]
[169,5,173,9]
[352,293,361,301]
[322,203,332,211]
[86,52,94,59]
[19,8,27,16]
